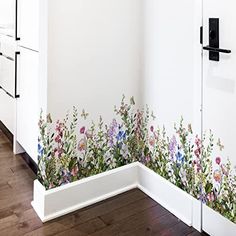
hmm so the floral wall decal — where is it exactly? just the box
[38,95,236,224]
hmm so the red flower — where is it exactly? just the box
[80,126,86,134]
[216,157,221,165]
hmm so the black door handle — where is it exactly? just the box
[15,52,20,98]
[203,46,231,54]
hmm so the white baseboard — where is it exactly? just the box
[32,162,202,232]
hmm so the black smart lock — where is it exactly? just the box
[203,18,231,61]
[209,18,219,61]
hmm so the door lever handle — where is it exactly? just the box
[203,46,231,54]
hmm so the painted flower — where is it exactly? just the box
[55,135,62,143]
[153,131,159,140]
[71,165,79,177]
[38,143,44,159]
[121,144,129,158]
[179,168,187,184]
[78,138,87,151]
[213,169,222,183]
[216,157,221,165]
[116,130,126,141]
[207,192,215,202]
[150,126,154,132]
[80,126,86,134]
[108,119,118,146]
[55,148,63,158]
[221,164,229,177]
[47,113,53,123]
[145,156,151,164]
[85,130,93,139]
[188,124,193,133]
[169,136,177,159]
[194,149,201,158]
[195,135,201,147]
[176,149,184,164]
[149,136,155,147]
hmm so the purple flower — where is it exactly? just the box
[108,119,118,147]
[169,136,177,159]
[150,126,154,132]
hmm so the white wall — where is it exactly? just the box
[142,0,201,134]
[40,0,201,132]
[46,0,143,123]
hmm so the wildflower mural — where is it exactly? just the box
[38,95,236,224]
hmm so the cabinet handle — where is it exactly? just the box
[15,0,20,40]
[15,52,20,98]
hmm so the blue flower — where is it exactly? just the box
[176,150,184,164]
[38,143,44,160]
[116,130,126,141]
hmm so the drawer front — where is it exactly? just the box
[0,42,19,98]
[0,89,15,134]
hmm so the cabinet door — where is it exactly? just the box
[0,89,15,134]
[18,0,39,51]
[0,0,15,37]
[16,47,39,163]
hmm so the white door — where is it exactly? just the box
[16,47,39,163]
[18,0,39,51]
[202,1,236,235]
[0,0,15,36]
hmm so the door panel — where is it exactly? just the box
[143,0,201,134]
[202,0,236,234]
[0,43,16,97]
[203,1,236,167]
[18,0,39,51]
[0,0,15,37]
[16,47,39,163]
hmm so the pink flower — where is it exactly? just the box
[216,157,221,165]
[213,170,222,183]
[195,136,201,147]
[80,126,86,134]
[55,135,62,143]
[194,149,201,158]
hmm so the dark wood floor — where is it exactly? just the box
[0,130,206,236]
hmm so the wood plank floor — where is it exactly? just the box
[0,130,207,236]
